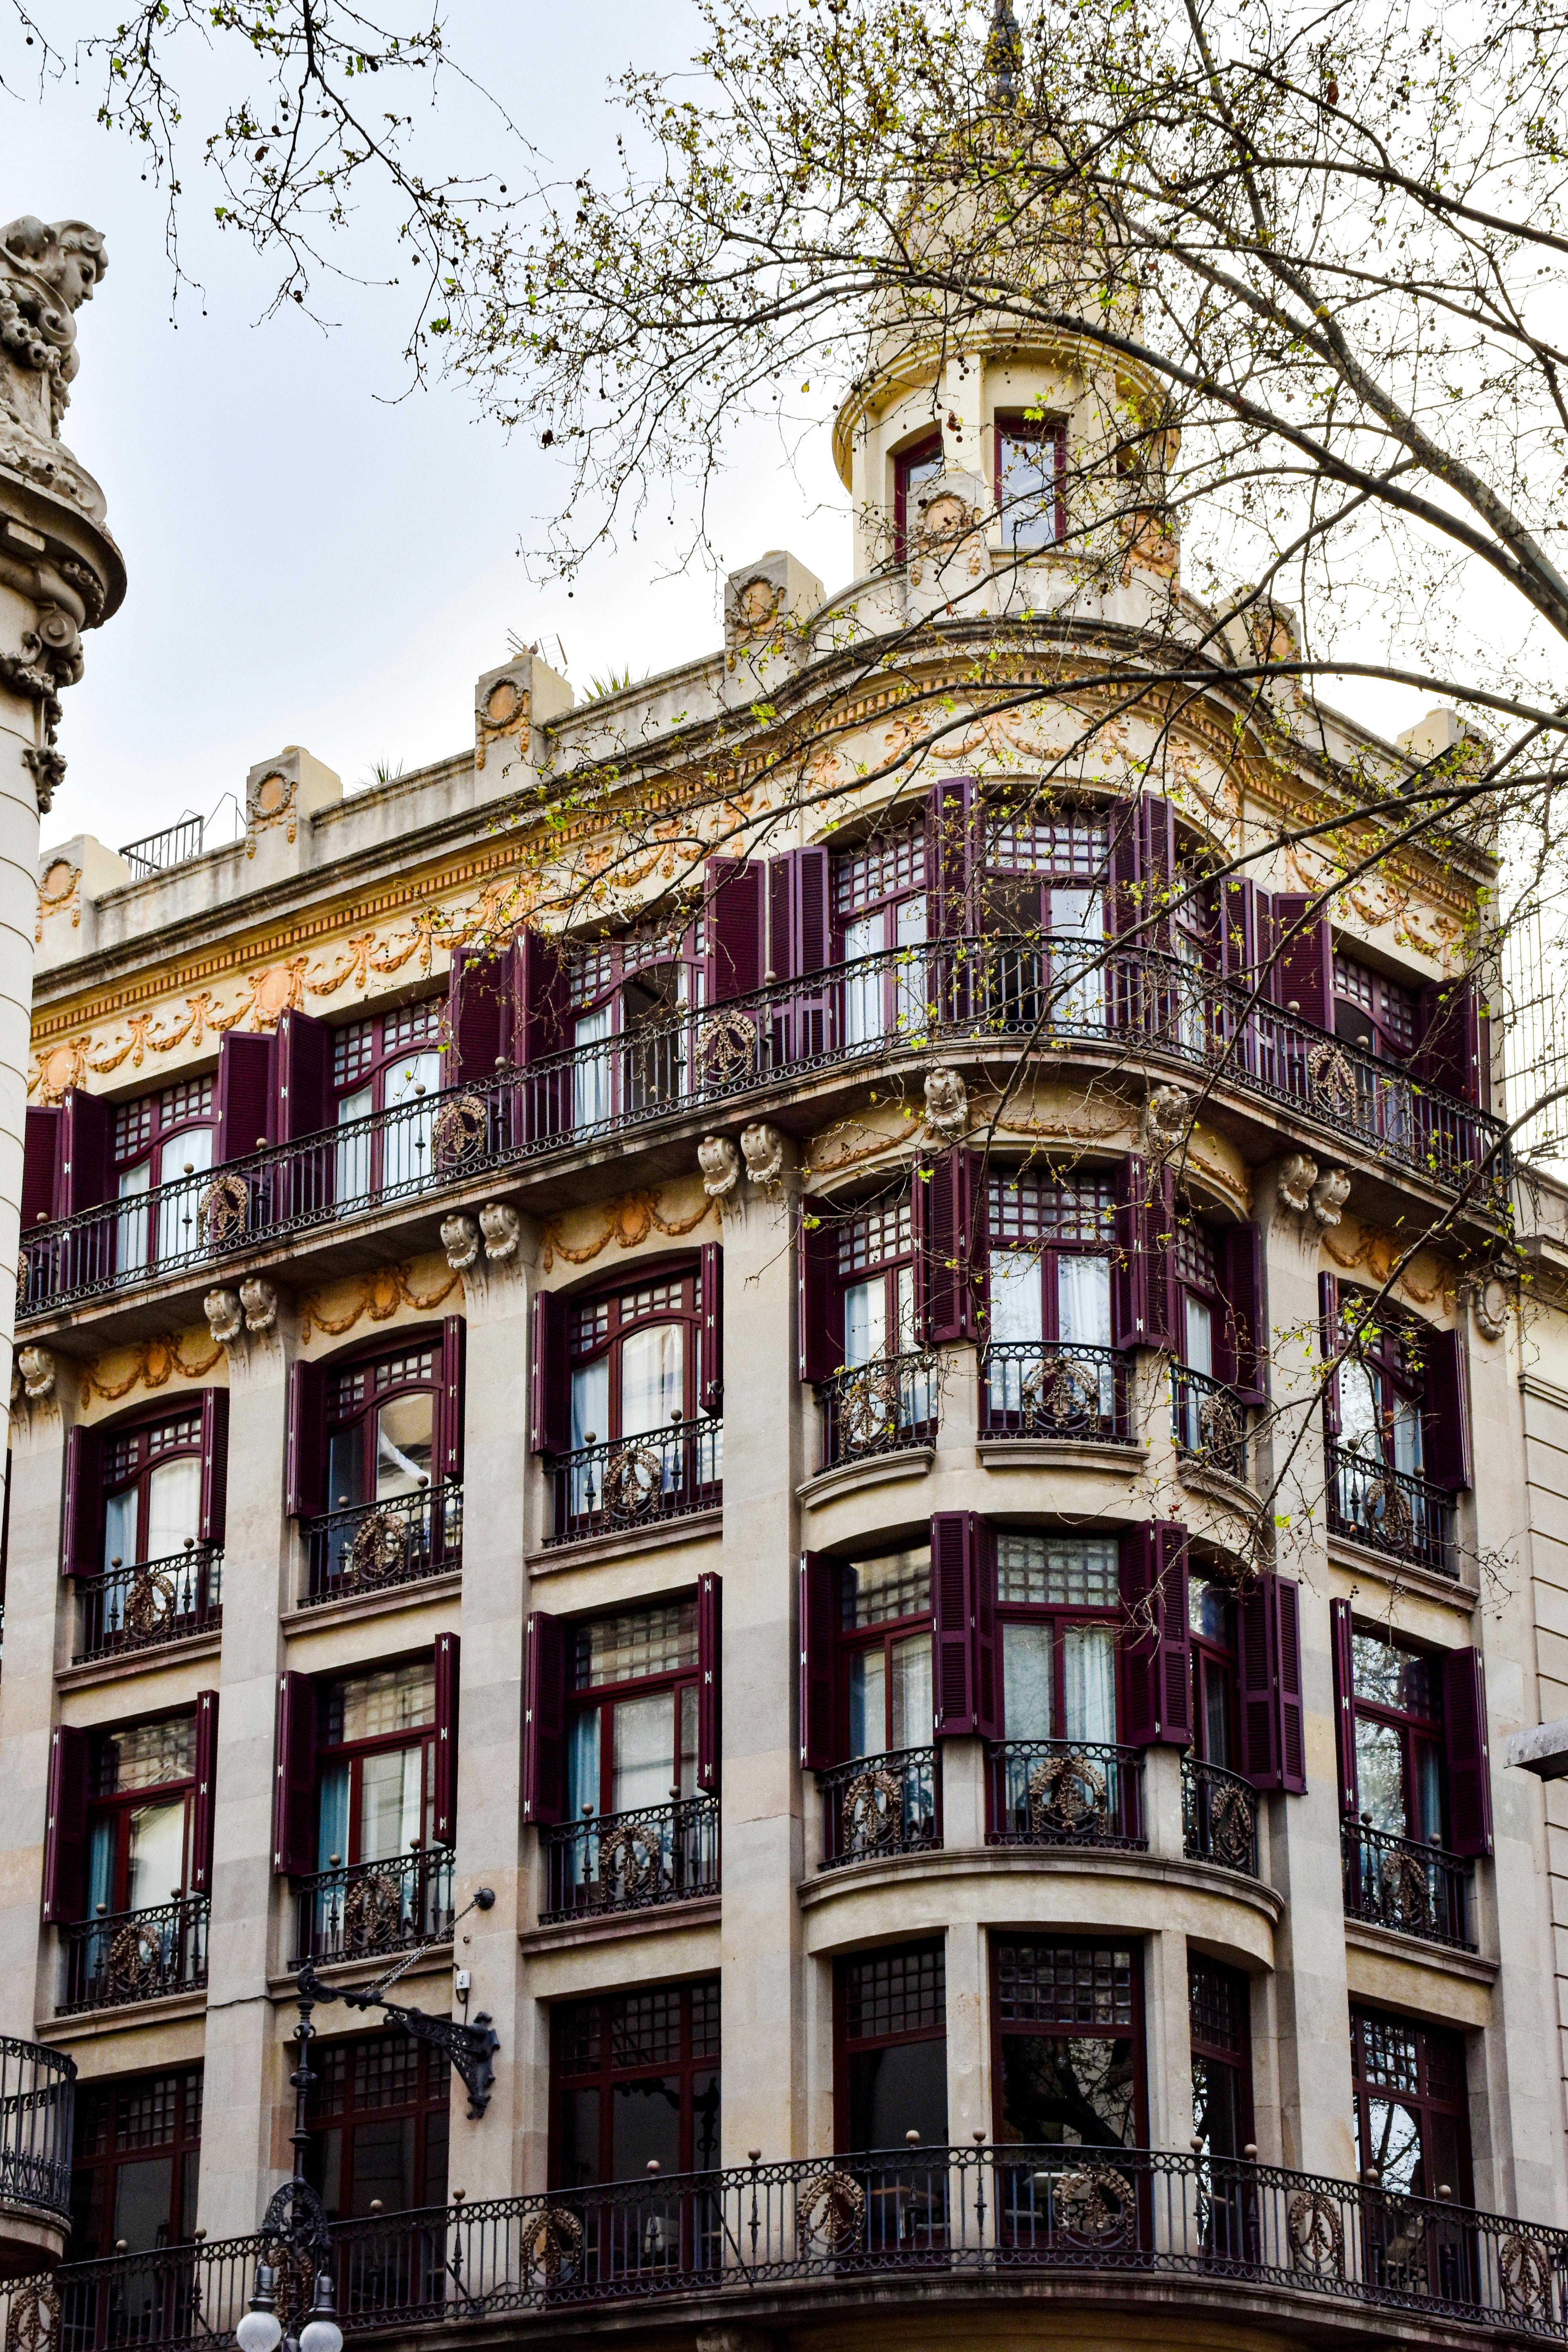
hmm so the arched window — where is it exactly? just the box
[569,1266,702,1450]
[113,1077,214,1267]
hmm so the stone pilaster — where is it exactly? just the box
[0,1375,69,2035]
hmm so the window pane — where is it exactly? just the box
[104,1486,138,1572]
[87,1818,115,1917]
[844,1276,887,1367]
[1338,1361,1379,1450]
[328,1423,367,1511]
[566,1710,600,1818]
[1192,2055,1245,2158]
[679,1685,699,1799]
[848,1649,887,1759]
[376,1392,433,1498]
[846,2039,947,2154]
[619,1322,684,1437]
[1003,1621,1054,1739]
[359,1748,420,1862]
[573,1602,697,1688]
[571,1358,610,1451]
[1062,1625,1116,1744]
[1391,1396,1423,1476]
[996,1535,1118,1609]
[610,2077,682,2179]
[318,1761,350,1869]
[612,1691,677,1814]
[332,1663,434,1742]
[998,426,1059,548]
[1189,1575,1229,1642]
[890,1633,933,1750]
[1057,1254,1111,1346]
[844,911,887,1048]
[345,2116,415,2217]
[146,1457,200,1561]
[335,1084,373,1204]
[573,1005,613,1131]
[844,1549,932,1628]
[998,2033,1138,2145]
[127,1800,185,1911]
[111,2156,174,2254]
[1183,1296,1213,1377]
[1363,2094,1424,2193]
[991,1250,1044,1344]
[559,2087,601,2187]
[1355,1718,1408,1835]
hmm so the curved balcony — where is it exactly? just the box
[17,938,1506,1325]
[72,1543,223,1664]
[1172,1367,1251,1484]
[980,1341,1131,1445]
[818,1354,938,1472]
[0,2038,73,2272]
[1183,1757,1261,1879]
[985,1738,1146,1848]
[818,1747,940,1869]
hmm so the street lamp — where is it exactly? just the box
[239,1976,343,2352]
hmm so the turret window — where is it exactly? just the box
[893,431,942,562]
[996,1533,1119,1745]
[995,412,1067,550]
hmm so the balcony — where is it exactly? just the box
[547,1421,722,1548]
[819,1352,938,1471]
[11,2147,1568,2340]
[17,937,1507,1325]
[818,1746,940,1869]
[301,1483,463,1606]
[72,1543,223,1664]
[986,1739,1146,1848]
[292,1848,454,1969]
[1342,1817,1474,1951]
[1171,1367,1250,1482]
[1182,1757,1260,1877]
[58,1896,209,2015]
[541,1795,720,1923]
[980,1341,1130,1445]
[1325,1441,1457,1578]
[0,2037,74,2263]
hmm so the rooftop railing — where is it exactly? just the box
[12,2146,1568,2341]
[18,939,1508,1322]
[118,815,204,878]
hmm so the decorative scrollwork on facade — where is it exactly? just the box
[1027,1751,1109,1837]
[521,2206,585,2286]
[597,1819,666,1902]
[346,1509,409,1587]
[795,2169,867,2256]
[1500,2232,1556,2319]
[198,1172,251,1247]
[432,1093,488,1167]
[1287,2188,1346,2276]
[841,1766,904,1853]
[697,1011,759,1088]
[600,1446,664,1519]
[1306,1042,1358,1116]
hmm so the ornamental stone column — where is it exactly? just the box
[0,214,124,1414]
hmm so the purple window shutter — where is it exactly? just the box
[441,1315,467,1480]
[433,1633,460,1846]
[1113,1156,1173,1348]
[1153,1523,1191,1746]
[1218,878,1259,985]
[1270,895,1334,1027]
[198,1389,229,1546]
[1119,1526,1159,1746]
[1238,1575,1280,1786]
[700,1243,723,1415]
[41,1725,89,1923]
[22,1105,62,1233]
[1274,1578,1306,1793]
[1330,1597,1358,1817]
[1148,1164,1177,1350]
[58,1088,113,1217]
[1415,979,1483,1105]
[703,859,767,1001]
[60,1423,104,1575]
[1138,795,1177,950]
[1220,1225,1266,1399]
[697,1572,722,1794]
[1443,1646,1493,1858]
[1106,799,1143,938]
[522,1611,567,1826]
[915,1151,975,1345]
[1423,1328,1472,1492]
[215,1030,277,1162]
[932,1511,977,1738]
[530,1290,572,1454]
[446,943,507,1080]
[797,1200,841,1383]
[927,778,976,936]
[769,847,830,978]
[799,1551,838,1770]
[512,931,570,1065]
[191,1690,219,1896]
[272,1672,318,1876]
[972,1518,1002,1741]
[284,1359,326,1519]
[276,1011,332,1142]
[1319,1272,1341,1437]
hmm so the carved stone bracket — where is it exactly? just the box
[13,1342,56,1403]
[1309,1167,1351,1227]
[699,1134,742,1202]
[1277,1152,1319,1212]
[924,1067,968,1140]
[440,1213,481,1272]
[203,1289,243,1347]
[240,1277,278,1332]
[1470,1271,1510,1342]
[1143,1083,1194,1160]
[740,1122,785,1185]
[20,743,65,812]
[480,1201,521,1260]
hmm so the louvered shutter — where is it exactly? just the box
[973,1517,1001,1741]
[699,1241,724,1416]
[797,1200,841,1383]
[768,847,830,978]
[447,942,508,1080]
[1443,1646,1493,1858]
[697,1572,722,1794]
[58,1088,113,1216]
[1106,799,1143,938]
[530,1290,572,1454]
[1275,1578,1306,1793]
[1416,979,1484,1105]
[22,1105,62,1232]
[799,1552,838,1770]
[1153,1523,1192,1745]
[276,1010,332,1140]
[198,1389,229,1546]
[513,931,570,1064]
[1220,1225,1266,1399]
[284,1359,327,1518]
[1218,878,1260,985]
[703,859,767,1001]
[915,1152,976,1345]
[1330,1597,1359,1817]
[927,778,976,937]
[215,1029,277,1161]
[1119,1525,1159,1746]
[41,1725,89,1923]
[433,1633,460,1846]
[1113,1156,1175,1349]
[1319,1272,1342,1437]
[60,1423,104,1575]
[1138,795,1177,951]
[1238,1575,1280,1786]
[1270,895,1334,1027]
[931,1511,977,1738]
[191,1690,219,1895]
[522,1611,568,1826]
[1423,1327,1472,1491]
[441,1315,467,1480]
[272,1672,318,1875]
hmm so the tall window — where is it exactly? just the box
[316,1661,436,1873]
[976,807,1108,1030]
[1334,1298,1427,1481]
[570,1270,701,1451]
[102,1408,203,1572]
[991,1937,1143,2147]
[893,431,942,563]
[569,920,697,1129]
[552,1980,721,2185]
[837,1196,919,1369]
[306,2031,449,2219]
[1174,1220,1221,1380]
[1189,1957,1252,2158]
[1349,1630,1445,1844]
[987,1170,1116,1406]
[113,1077,214,1265]
[86,1717,195,1919]
[837,1942,947,2151]
[995,1532,1118,1745]
[332,998,444,1196]
[567,1599,699,1820]
[840,1548,933,1761]
[1350,2005,1471,2200]
[1187,1569,1238,1769]
[993,412,1066,550]
[326,1345,438,1512]
[70,2067,202,2258]
[832,826,928,1046]
[1334,953,1417,1060]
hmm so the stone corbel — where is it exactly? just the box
[1309,1167,1351,1227]
[923,1067,968,1141]
[740,1122,786,1188]
[699,1134,742,1210]
[440,1213,481,1272]
[1468,1270,1511,1342]
[1144,1083,1194,1160]
[240,1277,278,1333]
[203,1288,244,1347]
[1277,1152,1318,1213]
[480,1202,522,1261]
[13,1343,57,1404]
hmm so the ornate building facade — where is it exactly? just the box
[0,240,1563,2352]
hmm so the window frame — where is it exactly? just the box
[323,1335,445,1513]
[85,1715,197,1917]
[328,997,447,1120]
[1333,951,1418,1062]
[100,1405,205,1572]
[1334,1292,1428,1477]
[834,1939,947,2153]
[986,1169,1117,1348]
[1350,2002,1473,2203]
[993,1531,1122,1745]
[992,410,1068,551]
[1348,1625,1446,1845]
[305,2026,451,2222]
[549,1978,722,2188]
[315,1660,437,1871]
[1189,1956,1254,2159]
[565,1597,702,1820]
[835,1547,935,1761]
[1187,1568,1239,1770]
[567,1259,704,1448]
[834,1191,920,1370]
[1174,1216,1224,1377]
[111,1076,216,1189]
[69,2065,204,2258]
[989,1933,1148,2150]
[892,430,944,564]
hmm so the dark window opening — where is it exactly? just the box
[893,432,943,563]
[838,1942,947,2152]
[326,1345,439,1514]
[1187,1570,1238,1769]
[1350,2005,1471,2202]
[992,1936,1143,2148]
[70,2067,203,2257]
[305,2029,450,2220]
[551,1979,721,2187]
[1349,1628,1445,1844]
[1334,953,1417,1061]
[1189,1956,1252,2158]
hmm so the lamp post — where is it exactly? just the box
[235,1978,342,2352]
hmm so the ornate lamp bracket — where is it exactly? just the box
[295,1884,500,2118]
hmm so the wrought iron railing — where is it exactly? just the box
[542,1795,720,1922]
[547,1419,722,1545]
[18,938,1507,1322]
[1182,1757,1260,1878]
[1325,1441,1457,1577]
[819,1352,938,1468]
[58,1896,209,2014]
[1171,1367,1250,1481]
[986,1739,1145,1848]
[72,1543,223,1663]
[819,1746,940,1869]
[301,1482,463,1605]
[0,2038,73,2221]
[11,2144,1568,2340]
[292,1848,455,1968]
[980,1341,1130,1442]
[1342,1818,1474,1951]
[119,815,204,878]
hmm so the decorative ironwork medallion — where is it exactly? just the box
[1208,1779,1257,1871]
[431,1094,488,1168]
[1306,1041,1358,1117]
[838,1363,898,1452]
[123,1567,176,1640]
[1197,1388,1243,1462]
[1500,2232,1555,2319]
[1021,1353,1101,1432]
[1362,1472,1414,1552]
[1051,2164,1136,2246]
[1287,2189,1346,2276]
[341,1870,403,1955]
[796,2169,867,2256]
[841,1766,905,1853]
[346,1508,408,1587]
[600,1445,664,1519]
[198,1171,251,1247]
[1027,1751,1109,1838]
[107,1918,162,1996]
[697,1010,759,1088]
[521,2206,584,2287]
[1376,1846,1436,1936]
[597,1818,666,1902]
[4,2278,59,2352]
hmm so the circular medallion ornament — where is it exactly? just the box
[1051,2163,1136,2245]
[1362,1472,1415,1552]
[600,1446,664,1520]
[107,1919,161,1996]
[1377,1846,1436,1935]
[1197,1388,1243,1461]
[521,2206,585,2287]
[342,1871,402,1955]
[431,1093,488,1168]
[697,1009,759,1089]
[198,1171,251,1248]
[597,1819,666,1902]
[1021,1354,1100,1432]
[123,1568,176,1641]
[346,1508,408,1587]
[841,1766,904,1853]
[1027,1751,1109,1838]
[1207,1778,1257,1871]
[5,2278,60,2352]
[837,1364,898,1453]
[1306,1041,1359,1116]
[1287,2188,1346,2276]
[1500,2232,1555,2318]
[795,2169,867,2256]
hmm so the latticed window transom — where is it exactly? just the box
[842,1548,933,1630]
[994,1940,1134,2027]
[572,1600,698,1689]
[988,1171,1114,1246]
[983,810,1108,878]
[844,1944,945,2040]
[838,1197,912,1276]
[995,1534,1118,1609]
[1189,1957,1246,2055]
[832,826,927,917]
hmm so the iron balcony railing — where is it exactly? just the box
[547,1418,722,1546]
[819,1746,940,1869]
[542,1794,720,1923]
[18,938,1507,1323]
[10,2145,1568,2341]
[118,815,204,878]
[1171,1366,1250,1482]
[58,1895,209,2015]
[980,1341,1130,1443]
[819,1352,938,1469]
[1325,1440,1457,1578]
[72,1542,223,1664]
[293,1849,455,1969]
[0,2037,74,2221]
[1182,1757,1261,1878]
[1342,1818,1474,1951]
[302,1482,463,1605]
[986,1739,1146,1849]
